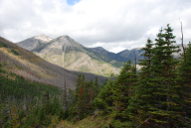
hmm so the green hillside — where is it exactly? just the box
[0,67,64,127]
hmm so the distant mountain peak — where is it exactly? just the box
[56,35,75,42]
[49,35,83,49]
[33,34,52,42]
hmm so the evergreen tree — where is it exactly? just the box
[111,62,137,127]
[126,25,184,128]
[70,75,99,120]
[145,25,182,127]
[127,39,154,128]
[94,80,115,113]
[74,74,86,119]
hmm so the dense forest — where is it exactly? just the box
[1,24,191,128]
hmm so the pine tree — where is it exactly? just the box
[126,25,184,128]
[63,77,67,110]
[74,74,86,119]
[147,25,182,127]
[127,39,154,128]
[71,75,99,120]
[94,80,115,113]
[111,62,137,127]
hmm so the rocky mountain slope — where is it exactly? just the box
[18,35,121,76]
[18,35,143,76]
[0,37,106,89]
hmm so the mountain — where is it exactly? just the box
[0,37,106,89]
[18,35,52,51]
[88,47,125,67]
[89,47,144,64]
[17,35,144,76]
[24,35,120,76]
[117,48,144,63]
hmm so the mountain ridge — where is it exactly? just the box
[17,35,143,76]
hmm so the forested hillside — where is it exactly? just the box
[0,67,63,127]
[0,65,100,127]
[0,37,104,127]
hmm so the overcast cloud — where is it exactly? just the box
[0,0,191,52]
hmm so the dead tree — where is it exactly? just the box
[180,21,186,61]
[63,77,68,111]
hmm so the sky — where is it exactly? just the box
[67,0,80,5]
[0,0,191,53]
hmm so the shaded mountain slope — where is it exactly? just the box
[88,47,125,67]
[0,37,106,89]
[117,48,144,63]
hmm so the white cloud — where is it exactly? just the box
[0,0,191,52]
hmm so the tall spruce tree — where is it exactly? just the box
[148,24,183,127]
[94,80,116,114]
[70,74,99,120]
[127,25,184,128]
[111,62,137,128]
[127,38,155,128]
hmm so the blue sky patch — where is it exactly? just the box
[67,0,80,5]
